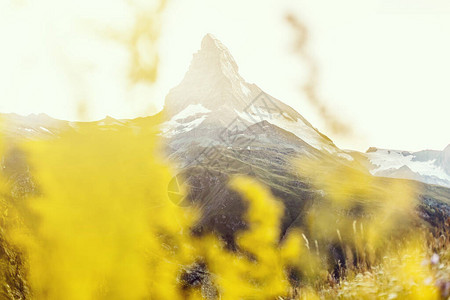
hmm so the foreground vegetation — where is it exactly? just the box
[0,121,449,299]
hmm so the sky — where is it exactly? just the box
[0,0,449,152]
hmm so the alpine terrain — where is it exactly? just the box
[156,34,450,245]
[1,34,449,247]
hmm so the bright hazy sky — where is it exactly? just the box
[1,0,449,152]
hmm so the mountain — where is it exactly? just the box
[161,34,353,169]
[0,113,70,139]
[1,34,449,248]
[363,146,450,188]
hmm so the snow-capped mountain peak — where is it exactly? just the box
[199,33,239,76]
[162,34,337,153]
[164,34,258,118]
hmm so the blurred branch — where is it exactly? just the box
[286,13,352,137]
[101,0,167,85]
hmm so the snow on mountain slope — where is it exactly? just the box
[366,147,450,188]
[171,104,211,121]
[160,104,210,138]
[235,103,335,152]
[0,113,70,139]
